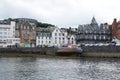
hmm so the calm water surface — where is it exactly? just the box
[0,57,120,80]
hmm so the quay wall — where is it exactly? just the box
[0,47,55,55]
[82,46,120,57]
[0,46,120,57]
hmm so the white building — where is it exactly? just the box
[51,27,68,46]
[36,27,76,47]
[0,20,20,47]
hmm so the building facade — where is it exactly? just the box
[36,27,76,47]
[76,17,112,45]
[111,19,120,44]
[0,20,20,47]
[15,18,37,47]
[36,27,53,46]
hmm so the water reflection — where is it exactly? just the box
[0,57,120,80]
[14,58,38,80]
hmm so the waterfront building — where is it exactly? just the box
[62,27,77,45]
[76,17,112,45]
[111,19,120,44]
[0,20,20,47]
[36,27,53,46]
[36,27,76,47]
[15,18,37,47]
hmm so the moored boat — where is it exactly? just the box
[55,46,83,56]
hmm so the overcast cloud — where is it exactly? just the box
[0,0,120,27]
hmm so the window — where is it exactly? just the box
[94,35,96,40]
[55,40,57,44]
[24,31,27,34]
[55,33,57,36]
[16,25,19,30]
[32,27,35,30]
[27,26,29,30]
[72,38,73,40]
[59,38,61,40]
[13,31,15,34]
[104,36,106,39]
[59,33,61,36]
[63,38,64,40]
[24,26,26,30]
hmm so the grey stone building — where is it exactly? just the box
[76,17,112,45]
[14,18,37,47]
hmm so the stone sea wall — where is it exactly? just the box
[0,46,120,57]
[82,46,120,52]
[82,46,120,57]
[0,47,55,55]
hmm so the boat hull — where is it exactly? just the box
[56,47,83,56]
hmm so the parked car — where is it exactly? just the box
[109,41,116,46]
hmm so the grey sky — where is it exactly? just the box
[0,0,119,27]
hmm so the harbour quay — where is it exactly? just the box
[0,46,120,57]
[0,47,55,57]
[82,45,120,57]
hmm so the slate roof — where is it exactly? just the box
[78,17,111,34]
[36,27,55,33]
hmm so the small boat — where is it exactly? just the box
[55,46,83,56]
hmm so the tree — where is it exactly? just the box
[36,22,55,28]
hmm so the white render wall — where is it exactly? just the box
[0,21,20,47]
[113,39,120,45]
[0,38,20,47]
[50,27,68,46]
[36,36,51,46]
[0,21,15,38]
[69,35,76,45]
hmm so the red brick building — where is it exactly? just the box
[111,19,120,40]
